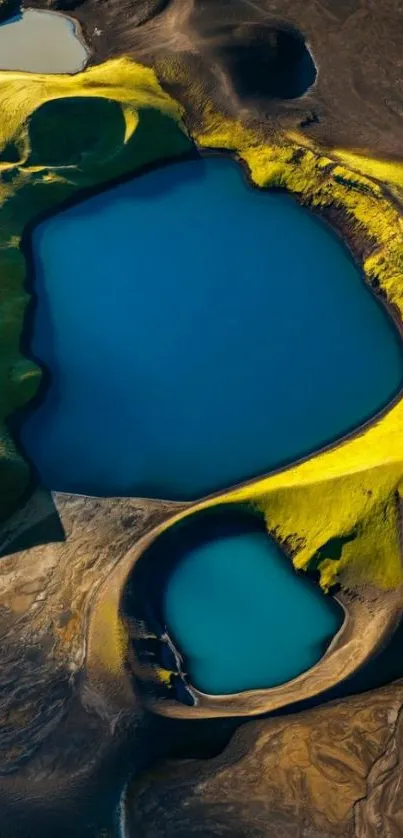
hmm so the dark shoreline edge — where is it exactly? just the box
[11,141,403,508]
[9,147,201,505]
[122,502,346,699]
[166,144,403,509]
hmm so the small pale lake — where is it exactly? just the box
[0,9,88,74]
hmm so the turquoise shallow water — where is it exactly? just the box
[143,509,344,693]
[20,156,403,500]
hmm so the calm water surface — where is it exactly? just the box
[20,156,403,499]
[0,9,88,73]
[147,509,344,693]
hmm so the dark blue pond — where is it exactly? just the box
[20,156,403,500]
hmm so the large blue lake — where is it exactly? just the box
[20,155,403,500]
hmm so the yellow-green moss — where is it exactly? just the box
[195,118,403,323]
[157,397,403,592]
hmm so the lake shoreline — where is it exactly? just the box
[82,492,403,720]
[124,506,345,696]
[12,147,199,495]
[172,143,403,509]
[14,148,403,507]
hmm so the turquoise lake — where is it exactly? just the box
[20,155,403,500]
[140,508,344,693]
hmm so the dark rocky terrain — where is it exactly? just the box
[128,680,403,837]
[1,487,403,836]
[24,0,403,158]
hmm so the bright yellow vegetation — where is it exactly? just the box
[0,57,190,518]
[329,147,403,191]
[159,394,403,592]
[90,594,129,678]
[214,398,403,593]
[285,129,403,190]
[155,667,175,687]
[194,116,403,320]
[0,57,184,158]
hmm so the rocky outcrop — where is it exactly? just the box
[1,491,403,837]
[127,682,403,837]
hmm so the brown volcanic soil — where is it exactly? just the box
[25,0,403,158]
[128,681,403,838]
[1,492,403,837]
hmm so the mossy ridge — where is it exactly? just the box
[157,57,403,316]
[0,57,191,519]
[194,123,403,321]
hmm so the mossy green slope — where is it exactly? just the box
[0,58,191,518]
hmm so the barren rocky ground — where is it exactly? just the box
[26,0,403,157]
